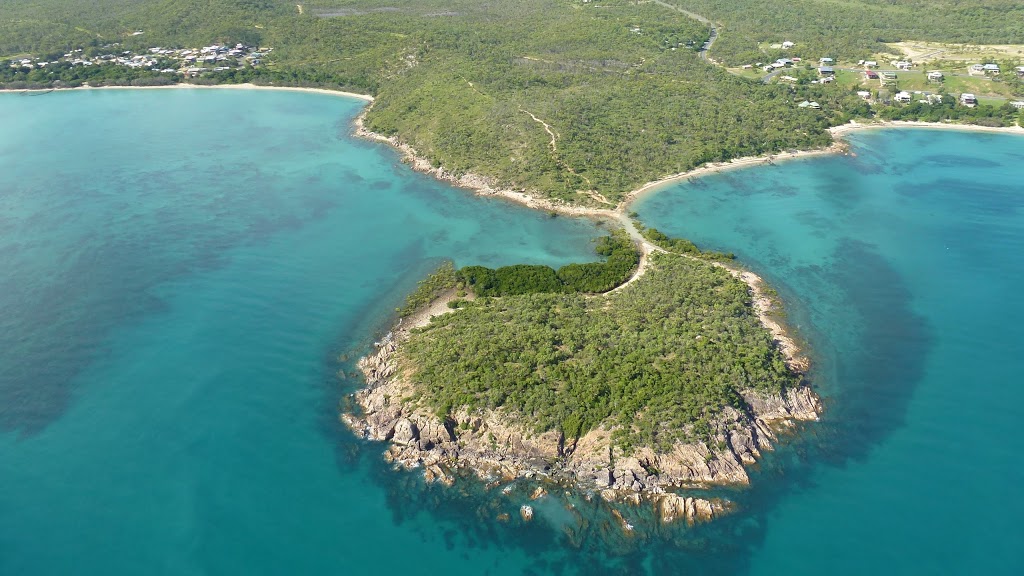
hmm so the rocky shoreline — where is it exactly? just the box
[348,105,822,526]
[342,281,821,525]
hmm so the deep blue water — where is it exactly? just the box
[2,90,1023,574]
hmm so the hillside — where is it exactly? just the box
[3,0,1021,205]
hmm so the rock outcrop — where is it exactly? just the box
[342,328,821,525]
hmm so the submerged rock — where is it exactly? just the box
[520,505,534,522]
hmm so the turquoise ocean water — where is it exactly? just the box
[1,90,1022,574]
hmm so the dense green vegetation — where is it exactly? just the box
[0,0,848,205]
[639,226,736,261]
[667,0,1024,66]
[402,252,796,450]
[460,232,639,296]
[3,0,1021,205]
[397,261,458,317]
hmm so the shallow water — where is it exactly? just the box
[636,129,1024,573]
[2,91,1022,574]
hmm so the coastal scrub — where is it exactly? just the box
[401,252,797,451]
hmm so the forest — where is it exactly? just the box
[2,0,1021,205]
[400,252,797,451]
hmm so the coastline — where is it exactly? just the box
[4,81,375,102]
[343,250,821,526]
[352,109,619,221]
[620,142,848,209]
[828,119,1024,138]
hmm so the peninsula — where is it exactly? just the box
[7,0,1021,529]
[343,228,820,524]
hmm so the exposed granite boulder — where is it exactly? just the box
[343,332,821,502]
[655,494,731,525]
[342,280,822,527]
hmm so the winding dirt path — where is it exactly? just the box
[521,108,610,205]
[522,109,559,151]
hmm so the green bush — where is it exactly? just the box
[459,231,639,296]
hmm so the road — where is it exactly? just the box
[650,0,719,61]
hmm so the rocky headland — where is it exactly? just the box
[342,273,821,526]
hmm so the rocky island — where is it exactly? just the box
[342,230,820,525]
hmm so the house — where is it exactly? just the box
[775,58,794,67]
[960,93,978,106]
[864,60,878,68]
[818,66,835,76]
[968,63,985,76]
[894,91,912,103]
[809,101,821,109]
[742,64,753,69]
[983,63,1000,75]
[1010,101,1024,110]
[927,71,944,81]
[895,61,912,70]
[857,90,871,100]
[780,75,798,83]
[792,57,802,63]
[782,41,794,49]
[880,71,897,82]
[864,70,880,80]
[1017,66,1024,77]
[819,57,834,64]
[820,75,835,84]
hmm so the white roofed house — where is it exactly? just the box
[782,41,794,49]
[960,93,978,107]
[819,57,834,64]
[927,71,944,81]
[983,63,1000,75]
[894,91,912,103]
[1009,101,1024,110]
[1017,66,1024,77]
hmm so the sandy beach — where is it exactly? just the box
[8,81,375,101]
[828,119,1024,137]
[620,143,847,209]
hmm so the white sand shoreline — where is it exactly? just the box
[4,82,374,101]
